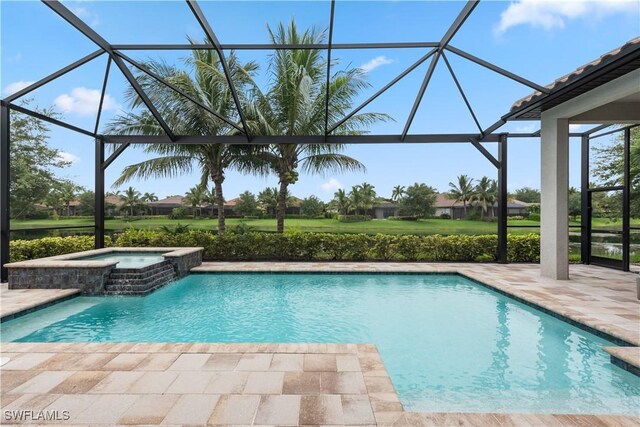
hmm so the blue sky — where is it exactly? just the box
[2,0,639,201]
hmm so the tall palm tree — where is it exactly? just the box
[391,185,405,202]
[332,188,351,215]
[104,41,260,235]
[184,185,205,218]
[243,21,391,232]
[472,176,497,220]
[448,175,475,218]
[122,186,142,217]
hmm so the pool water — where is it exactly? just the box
[2,273,639,415]
[75,252,166,268]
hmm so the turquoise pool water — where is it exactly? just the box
[75,252,165,268]
[2,273,639,415]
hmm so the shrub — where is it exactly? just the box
[169,207,187,219]
[9,235,113,262]
[439,213,451,219]
[528,213,540,222]
[388,216,419,221]
[508,215,525,221]
[337,215,371,223]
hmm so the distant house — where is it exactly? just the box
[104,195,125,217]
[372,200,399,219]
[434,194,533,219]
[147,196,226,216]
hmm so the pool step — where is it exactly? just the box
[104,261,176,295]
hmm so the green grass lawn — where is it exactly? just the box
[11,216,638,236]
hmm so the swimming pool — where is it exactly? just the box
[2,273,638,414]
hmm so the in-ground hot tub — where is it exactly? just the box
[5,247,203,295]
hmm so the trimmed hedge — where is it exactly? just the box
[8,231,540,263]
[9,235,112,262]
[113,229,540,263]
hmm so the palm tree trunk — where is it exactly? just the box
[214,179,225,235]
[277,179,288,233]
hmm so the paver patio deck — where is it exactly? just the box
[1,263,639,425]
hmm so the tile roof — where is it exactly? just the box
[509,37,640,120]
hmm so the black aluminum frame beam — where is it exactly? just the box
[3,50,104,103]
[441,51,483,134]
[186,0,250,140]
[95,138,105,249]
[440,1,478,50]
[497,134,508,263]
[1,105,9,282]
[401,51,440,140]
[399,1,478,141]
[328,48,437,134]
[43,0,176,142]
[580,134,590,264]
[94,57,112,135]
[3,102,96,138]
[116,52,244,133]
[622,127,631,271]
[324,0,336,137]
[446,45,550,94]
[110,42,441,51]
[102,133,505,145]
[103,143,131,170]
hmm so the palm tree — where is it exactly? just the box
[391,185,405,202]
[201,186,220,218]
[472,176,497,220]
[243,21,391,232]
[349,186,364,215]
[448,175,475,218]
[258,187,279,216]
[122,186,142,217]
[184,185,205,218]
[332,188,351,215]
[142,192,158,202]
[104,40,260,235]
[354,182,377,216]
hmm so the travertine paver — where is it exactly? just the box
[1,263,640,425]
[0,344,394,425]
[0,283,78,319]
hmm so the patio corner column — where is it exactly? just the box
[1,104,9,282]
[95,137,104,249]
[540,113,569,280]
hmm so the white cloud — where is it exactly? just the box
[2,81,35,96]
[320,178,343,193]
[569,124,585,132]
[57,152,80,165]
[7,53,23,63]
[70,6,99,26]
[495,0,637,35]
[515,124,536,133]
[54,87,118,116]
[359,56,394,73]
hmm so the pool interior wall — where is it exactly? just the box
[1,273,639,415]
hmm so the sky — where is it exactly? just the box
[1,0,639,202]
